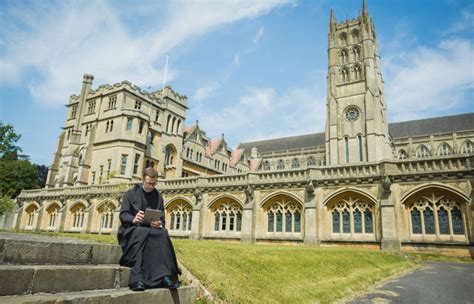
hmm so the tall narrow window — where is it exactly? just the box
[268,212,274,232]
[126,118,133,131]
[155,111,159,122]
[358,135,363,161]
[423,209,435,234]
[107,159,112,178]
[364,209,373,233]
[294,211,301,233]
[342,210,350,233]
[354,209,362,233]
[71,105,78,119]
[133,154,140,175]
[138,120,144,134]
[276,210,283,232]
[120,154,128,175]
[452,206,464,235]
[332,210,340,233]
[344,137,349,163]
[99,165,104,183]
[438,207,449,234]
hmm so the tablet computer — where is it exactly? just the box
[142,209,163,226]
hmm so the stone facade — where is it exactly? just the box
[6,1,474,256]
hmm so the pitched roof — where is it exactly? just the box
[237,112,474,155]
[206,138,222,156]
[388,113,474,138]
[229,148,244,166]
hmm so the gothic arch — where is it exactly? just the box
[166,195,193,208]
[25,201,40,211]
[400,183,471,205]
[207,194,243,209]
[96,199,118,211]
[259,191,304,208]
[69,200,88,210]
[46,201,61,211]
[322,187,378,207]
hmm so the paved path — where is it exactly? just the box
[349,262,474,303]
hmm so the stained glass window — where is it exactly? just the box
[188,213,192,231]
[268,212,274,232]
[332,210,340,233]
[452,207,464,235]
[170,214,175,230]
[423,209,435,234]
[411,208,421,234]
[236,212,242,232]
[182,213,187,230]
[176,214,181,230]
[364,209,373,233]
[229,212,235,231]
[221,214,227,231]
[354,209,362,233]
[343,210,350,233]
[285,212,292,232]
[294,211,301,233]
[214,213,220,231]
[437,208,449,234]
[276,210,283,232]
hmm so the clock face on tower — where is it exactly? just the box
[345,106,360,122]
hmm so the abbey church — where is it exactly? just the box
[7,1,473,256]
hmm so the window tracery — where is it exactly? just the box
[415,145,430,158]
[291,158,300,169]
[47,204,60,228]
[408,194,465,237]
[437,143,452,156]
[169,202,193,231]
[213,202,242,233]
[267,200,301,234]
[460,140,473,154]
[98,202,115,230]
[71,203,85,229]
[276,159,285,170]
[331,197,374,235]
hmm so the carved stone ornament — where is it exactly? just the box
[305,179,315,195]
[344,106,360,122]
[381,175,392,192]
[245,185,254,203]
[193,187,203,205]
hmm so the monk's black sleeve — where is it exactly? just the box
[120,192,135,228]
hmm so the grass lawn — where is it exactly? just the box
[173,239,414,303]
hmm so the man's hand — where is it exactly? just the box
[150,220,163,229]
[133,210,145,225]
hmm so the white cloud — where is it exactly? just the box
[195,72,327,147]
[192,82,221,103]
[253,27,265,45]
[0,0,292,107]
[384,38,474,122]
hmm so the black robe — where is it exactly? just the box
[117,184,179,287]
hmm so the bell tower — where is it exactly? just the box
[325,0,393,165]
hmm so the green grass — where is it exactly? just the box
[173,240,415,303]
[10,230,467,303]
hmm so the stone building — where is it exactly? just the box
[6,1,474,256]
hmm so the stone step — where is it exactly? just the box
[0,232,121,265]
[0,264,129,296]
[0,286,197,304]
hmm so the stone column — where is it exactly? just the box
[241,185,255,243]
[380,176,401,251]
[190,188,203,240]
[304,180,319,245]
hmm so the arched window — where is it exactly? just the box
[351,29,359,44]
[171,117,176,134]
[276,159,285,170]
[267,200,302,234]
[330,198,375,235]
[415,145,430,158]
[353,64,362,80]
[339,32,347,46]
[213,201,242,233]
[168,202,193,231]
[70,203,85,229]
[352,45,361,61]
[291,158,300,169]
[339,48,349,64]
[98,202,115,230]
[25,204,38,228]
[437,143,452,156]
[341,67,350,82]
[166,115,171,133]
[307,156,316,166]
[460,140,473,154]
[344,137,349,163]
[407,194,466,238]
[176,119,181,134]
[47,204,60,228]
[165,145,175,166]
[398,149,408,159]
[357,135,363,161]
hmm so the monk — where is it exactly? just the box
[117,167,180,291]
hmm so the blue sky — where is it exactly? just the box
[0,0,473,165]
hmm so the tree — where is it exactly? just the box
[37,164,49,188]
[0,159,40,198]
[0,195,15,216]
[0,121,22,161]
